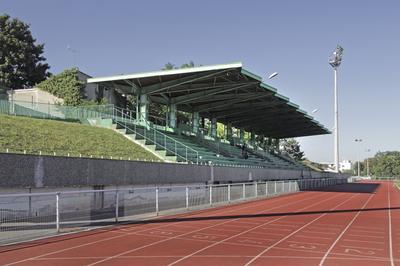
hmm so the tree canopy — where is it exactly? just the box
[369,151,400,177]
[162,61,195,70]
[281,138,305,161]
[0,14,50,89]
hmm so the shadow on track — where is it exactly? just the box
[302,182,380,193]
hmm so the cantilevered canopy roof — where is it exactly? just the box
[88,62,330,138]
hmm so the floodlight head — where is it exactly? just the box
[268,72,278,79]
[311,108,319,114]
[329,45,344,68]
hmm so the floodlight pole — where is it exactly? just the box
[329,45,343,173]
[334,67,339,173]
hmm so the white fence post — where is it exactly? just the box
[185,187,189,210]
[209,185,212,205]
[56,192,60,233]
[255,182,258,197]
[274,181,277,194]
[242,183,246,199]
[228,184,231,203]
[265,181,268,196]
[155,187,159,215]
[115,190,119,223]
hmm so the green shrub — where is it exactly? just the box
[37,68,85,106]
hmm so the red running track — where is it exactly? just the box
[0,181,399,266]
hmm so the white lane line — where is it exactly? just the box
[244,194,360,266]
[318,192,375,266]
[87,192,336,266]
[166,193,346,266]
[388,182,394,266]
[28,254,400,261]
[6,191,323,266]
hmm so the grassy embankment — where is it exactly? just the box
[0,114,160,161]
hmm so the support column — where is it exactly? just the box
[250,132,255,142]
[239,129,245,142]
[192,112,199,135]
[226,123,233,143]
[274,138,280,151]
[139,94,149,122]
[211,118,217,138]
[169,103,177,128]
[226,124,232,139]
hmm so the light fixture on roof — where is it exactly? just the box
[268,72,278,79]
[329,44,344,173]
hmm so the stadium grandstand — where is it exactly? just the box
[85,62,330,169]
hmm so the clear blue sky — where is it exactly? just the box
[1,0,399,162]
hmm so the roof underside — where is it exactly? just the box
[88,62,330,138]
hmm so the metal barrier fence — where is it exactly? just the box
[0,177,350,246]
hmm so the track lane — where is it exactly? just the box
[162,188,355,265]
[320,181,392,266]
[85,190,340,265]
[241,187,371,265]
[1,190,325,265]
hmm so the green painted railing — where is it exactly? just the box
[0,99,114,122]
[112,107,199,164]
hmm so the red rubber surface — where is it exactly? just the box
[0,181,398,266]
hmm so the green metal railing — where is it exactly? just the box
[0,99,113,122]
[112,107,199,164]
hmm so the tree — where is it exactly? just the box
[162,61,195,70]
[370,151,400,178]
[281,138,305,161]
[0,14,50,89]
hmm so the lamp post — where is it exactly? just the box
[268,72,278,79]
[329,45,344,173]
[365,148,371,177]
[354,139,362,176]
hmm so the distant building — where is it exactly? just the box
[319,159,353,172]
[7,88,63,104]
[339,160,352,171]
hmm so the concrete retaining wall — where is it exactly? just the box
[0,153,347,188]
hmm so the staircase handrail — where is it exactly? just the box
[111,107,199,164]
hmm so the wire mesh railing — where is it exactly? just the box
[0,177,351,245]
